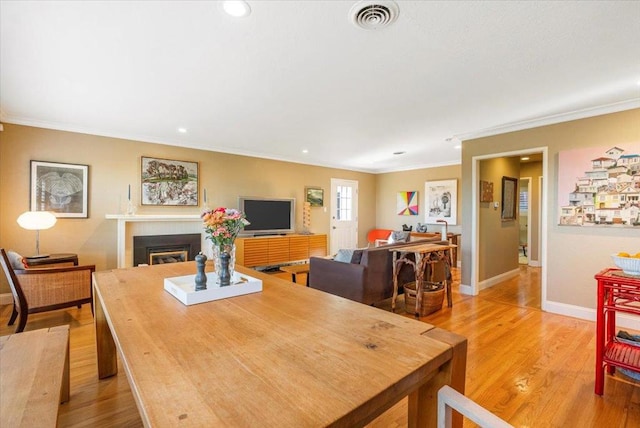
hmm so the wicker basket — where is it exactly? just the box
[403,281,444,316]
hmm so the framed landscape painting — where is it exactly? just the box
[30,160,89,218]
[305,187,324,207]
[425,179,457,225]
[141,157,198,206]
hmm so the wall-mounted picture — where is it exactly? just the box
[501,176,518,221]
[141,156,198,206]
[480,180,494,202]
[397,191,418,215]
[558,144,640,227]
[425,179,457,225]
[305,187,324,207]
[30,160,89,218]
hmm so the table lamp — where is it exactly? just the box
[16,211,57,258]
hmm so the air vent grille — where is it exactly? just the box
[350,1,399,30]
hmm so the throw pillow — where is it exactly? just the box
[387,230,410,244]
[350,249,365,264]
[334,249,355,263]
[7,250,28,270]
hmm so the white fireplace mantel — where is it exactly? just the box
[106,214,204,268]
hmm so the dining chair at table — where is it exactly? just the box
[0,248,95,333]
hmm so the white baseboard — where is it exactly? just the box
[544,300,640,331]
[478,268,520,291]
[0,293,13,306]
[459,283,474,295]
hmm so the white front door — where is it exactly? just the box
[330,178,358,254]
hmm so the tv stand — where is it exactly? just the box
[236,234,327,268]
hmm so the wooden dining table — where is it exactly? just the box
[93,262,466,427]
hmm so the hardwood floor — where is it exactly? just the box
[1,265,638,427]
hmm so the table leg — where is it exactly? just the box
[94,285,118,379]
[391,251,399,312]
[446,249,453,308]
[410,328,467,428]
[595,280,605,395]
[415,253,425,317]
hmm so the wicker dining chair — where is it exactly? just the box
[0,248,95,333]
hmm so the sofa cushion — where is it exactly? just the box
[334,249,355,263]
[351,249,365,264]
[7,250,28,270]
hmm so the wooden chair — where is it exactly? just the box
[0,249,95,333]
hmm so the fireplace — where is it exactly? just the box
[133,234,201,266]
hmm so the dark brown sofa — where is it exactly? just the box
[308,237,443,305]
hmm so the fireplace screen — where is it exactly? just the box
[149,250,188,265]
[133,234,201,267]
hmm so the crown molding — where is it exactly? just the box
[455,99,640,142]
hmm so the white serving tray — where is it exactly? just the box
[164,272,263,306]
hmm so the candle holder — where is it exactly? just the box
[126,200,137,216]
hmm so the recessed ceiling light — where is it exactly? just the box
[521,156,530,161]
[393,151,406,155]
[454,145,461,150]
[178,128,187,133]
[302,149,309,154]
[222,1,251,18]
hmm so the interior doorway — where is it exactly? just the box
[470,148,548,311]
[519,177,531,265]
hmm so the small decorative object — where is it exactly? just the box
[194,252,208,290]
[30,160,89,218]
[301,201,312,234]
[416,223,428,233]
[125,184,137,215]
[305,186,324,207]
[397,191,418,216]
[202,207,250,286]
[141,156,198,206]
[480,180,493,202]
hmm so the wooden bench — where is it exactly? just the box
[0,325,70,427]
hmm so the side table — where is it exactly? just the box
[26,253,79,268]
[279,264,310,286]
[594,268,640,395]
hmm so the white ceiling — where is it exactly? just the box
[1,1,639,173]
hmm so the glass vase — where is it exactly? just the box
[213,243,236,285]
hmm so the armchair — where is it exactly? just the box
[0,249,94,333]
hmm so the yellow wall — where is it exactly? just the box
[0,124,378,292]
[478,157,520,280]
[374,165,462,235]
[461,108,640,309]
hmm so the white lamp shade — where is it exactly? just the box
[17,211,57,230]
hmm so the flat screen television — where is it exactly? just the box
[238,196,296,236]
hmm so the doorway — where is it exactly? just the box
[519,177,530,265]
[470,148,548,310]
[329,178,358,254]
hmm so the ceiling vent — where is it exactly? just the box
[350,1,399,30]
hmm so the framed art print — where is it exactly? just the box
[425,179,457,225]
[501,176,518,221]
[305,187,324,207]
[141,156,198,206]
[30,160,89,218]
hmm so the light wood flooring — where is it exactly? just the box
[1,265,638,427]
